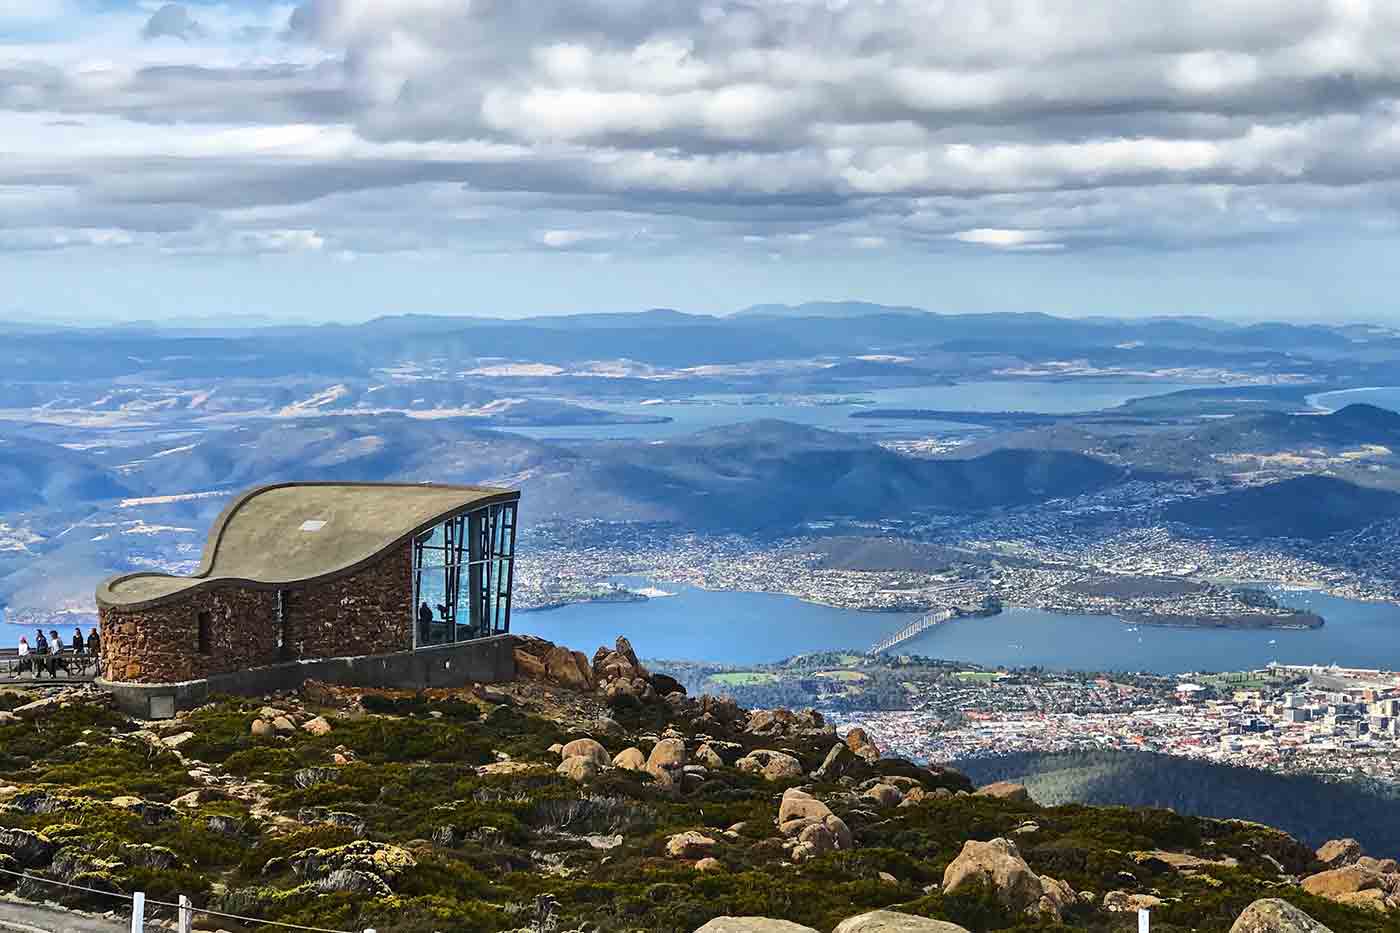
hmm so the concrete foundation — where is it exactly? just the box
[99,634,516,719]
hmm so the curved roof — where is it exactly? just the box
[97,482,518,610]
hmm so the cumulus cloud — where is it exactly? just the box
[6,0,1400,262]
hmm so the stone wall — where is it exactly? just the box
[100,543,413,684]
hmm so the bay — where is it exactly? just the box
[516,582,1400,673]
[1308,386,1400,414]
[502,379,1196,441]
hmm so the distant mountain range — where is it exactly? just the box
[4,303,1397,381]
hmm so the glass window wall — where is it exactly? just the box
[411,501,517,648]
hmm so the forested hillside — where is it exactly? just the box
[955,750,1400,853]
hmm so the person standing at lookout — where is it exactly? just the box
[71,628,84,654]
[34,629,48,656]
[87,627,100,658]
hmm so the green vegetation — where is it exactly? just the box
[708,672,780,686]
[0,690,1390,933]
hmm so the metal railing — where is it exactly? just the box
[0,866,378,933]
[0,648,100,682]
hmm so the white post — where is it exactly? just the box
[130,892,145,933]
[1138,907,1150,933]
[178,895,192,933]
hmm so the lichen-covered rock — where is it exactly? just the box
[613,747,647,770]
[1230,899,1335,933]
[561,738,611,768]
[557,756,599,783]
[301,715,333,736]
[1316,838,1363,869]
[694,744,726,769]
[647,737,687,785]
[109,797,178,825]
[251,719,275,738]
[736,749,802,781]
[778,788,832,828]
[863,783,903,808]
[666,831,718,859]
[844,727,880,762]
[693,918,819,933]
[833,911,971,932]
[974,781,1034,804]
[942,837,1068,918]
[1103,890,1163,912]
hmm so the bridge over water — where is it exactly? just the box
[867,583,979,655]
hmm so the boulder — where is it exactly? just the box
[863,784,903,808]
[292,767,339,789]
[594,716,625,737]
[161,731,196,749]
[1230,899,1335,933]
[695,744,726,769]
[736,749,803,781]
[666,831,718,859]
[1103,891,1164,912]
[834,911,972,932]
[693,920,819,933]
[778,788,832,827]
[514,649,547,680]
[171,788,228,808]
[561,738,611,768]
[1301,864,1385,900]
[613,747,647,770]
[899,787,929,808]
[545,646,593,690]
[250,719,275,738]
[697,694,743,724]
[557,756,599,783]
[814,743,858,781]
[272,716,296,735]
[301,716,333,737]
[1316,838,1363,869]
[974,781,1034,804]
[695,857,725,873]
[110,797,179,825]
[792,822,838,862]
[651,673,686,696]
[844,727,880,761]
[942,838,1063,918]
[646,738,687,786]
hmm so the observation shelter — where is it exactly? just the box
[96,482,520,717]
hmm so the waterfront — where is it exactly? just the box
[516,581,1400,673]
[1309,385,1400,414]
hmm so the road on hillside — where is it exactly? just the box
[0,900,128,933]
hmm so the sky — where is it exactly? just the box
[4,1,1400,324]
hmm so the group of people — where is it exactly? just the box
[13,627,99,678]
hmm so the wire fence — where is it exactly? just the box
[0,866,377,933]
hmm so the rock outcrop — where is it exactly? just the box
[942,837,1075,919]
[832,911,970,932]
[736,749,803,781]
[1316,838,1363,869]
[974,782,1034,804]
[1300,862,1400,911]
[844,727,880,762]
[694,920,820,933]
[1229,899,1335,933]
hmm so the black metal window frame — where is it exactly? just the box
[410,501,517,649]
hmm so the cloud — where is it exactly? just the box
[142,4,205,42]
[6,0,1400,263]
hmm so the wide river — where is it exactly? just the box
[516,583,1400,673]
[505,379,1196,440]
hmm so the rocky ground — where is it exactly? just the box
[0,635,1393,933]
